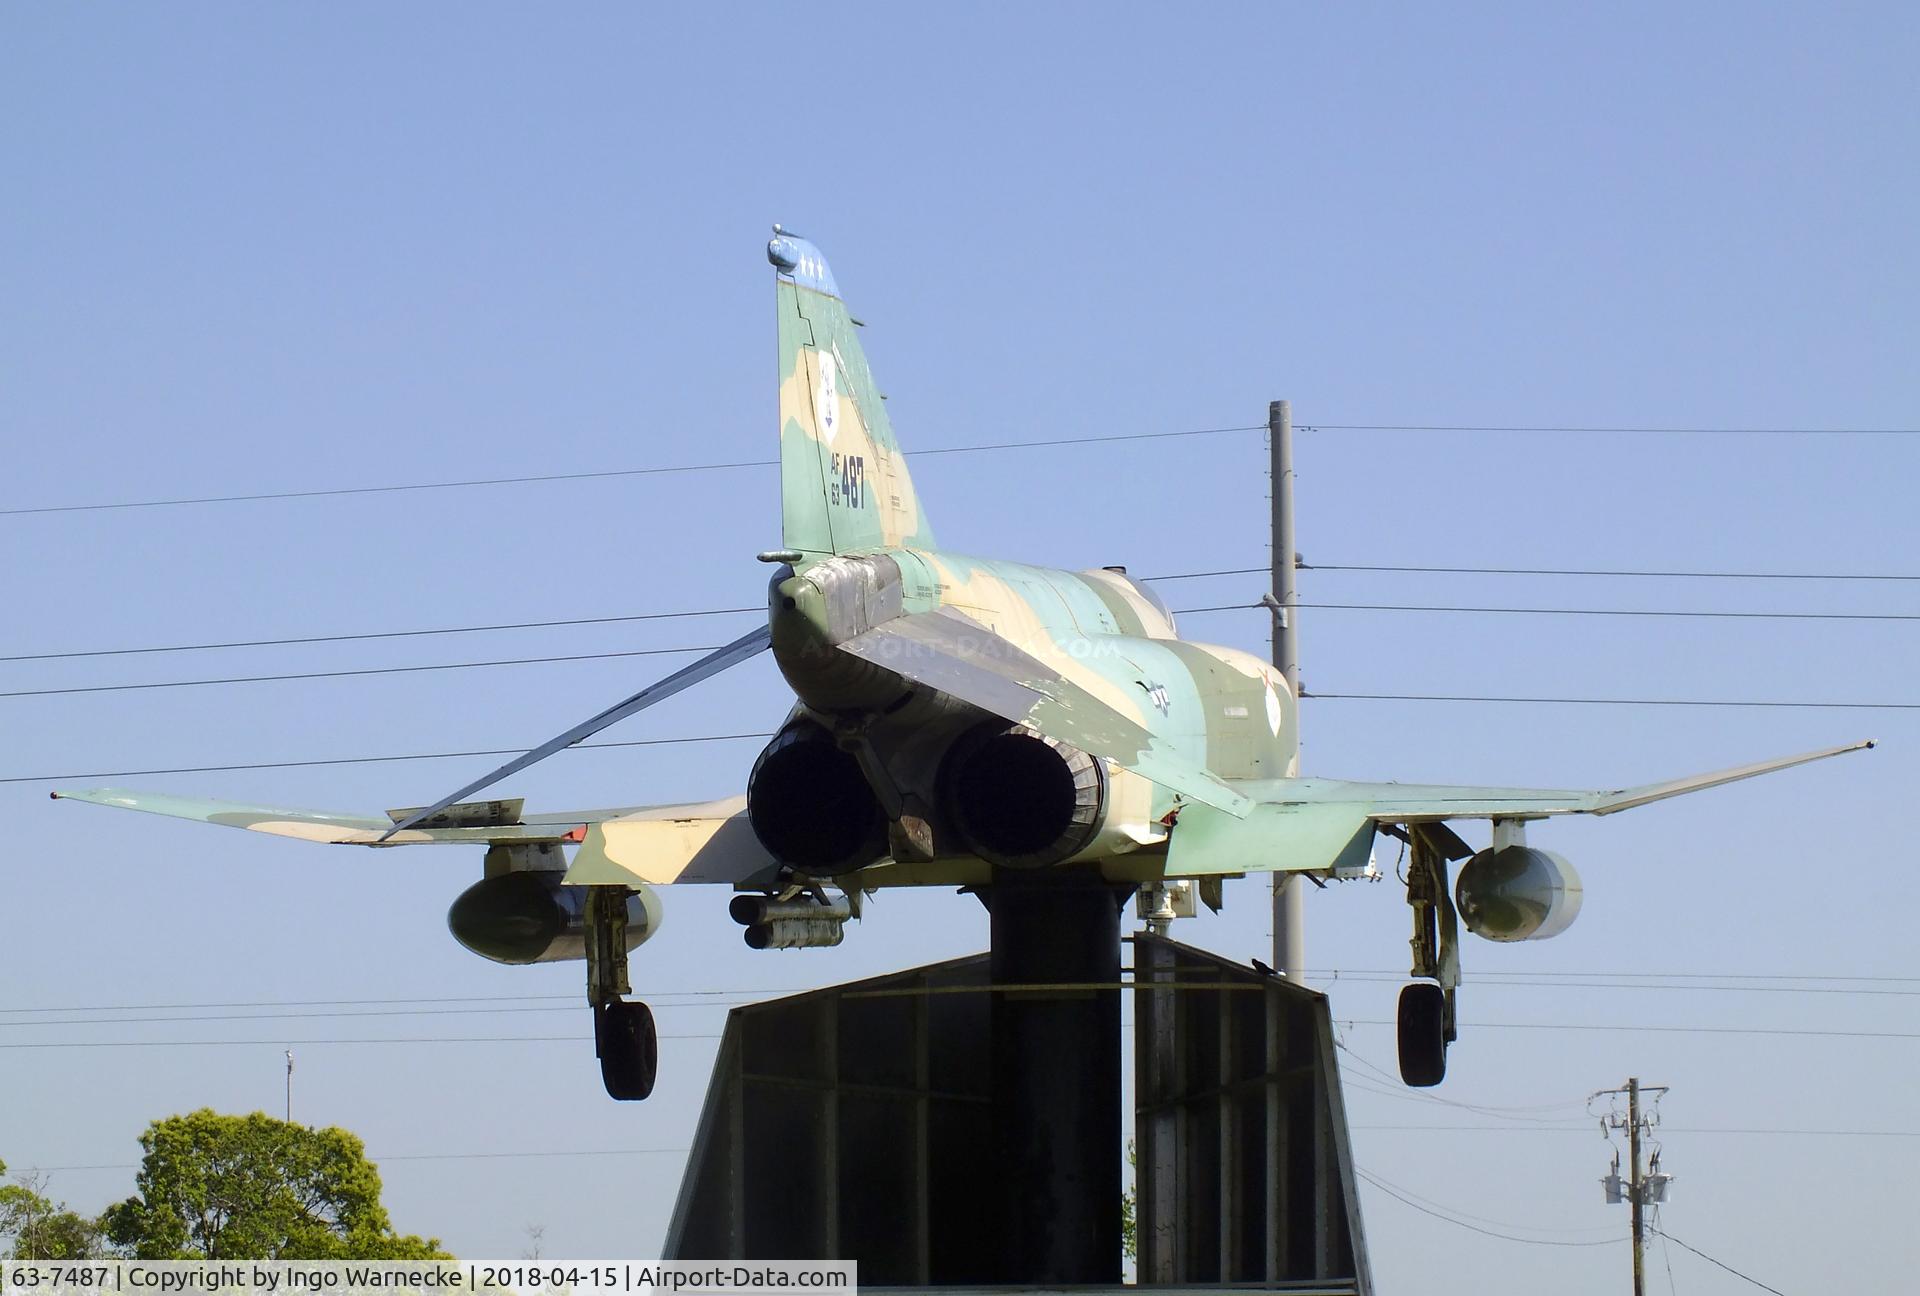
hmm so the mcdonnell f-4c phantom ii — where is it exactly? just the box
[57,228,1874,1099]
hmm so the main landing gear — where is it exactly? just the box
[585,885,657,1100]
[1393,823,1464,1087]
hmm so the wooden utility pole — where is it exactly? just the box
[1627,1077,1645,1296]
[1596,1076,1666,1296]
[1269,399,1304,981]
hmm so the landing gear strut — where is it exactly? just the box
[1397,824,1463,1087]
[586,885,657,1100]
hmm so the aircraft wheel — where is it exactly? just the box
[1397,983,1448,1088]
[596,1000,658,1101]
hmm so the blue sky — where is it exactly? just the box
[3,4,1915,1290]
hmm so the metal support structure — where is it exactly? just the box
[988,871,1130,1285]
[1405,828,1462,998]
[1270,398,1305,982]
[666,936,1370,1290]
[583,885,632,1006]
[1135,937,1370,1292]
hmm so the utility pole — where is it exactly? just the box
[1627,1078,1645,1296]
[1269,399,1305,981]
[285,1049,294,1124]
[1595,1076,1670,1296]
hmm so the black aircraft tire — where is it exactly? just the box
[1397,983,1448,1088]
[596,1001,658,1101]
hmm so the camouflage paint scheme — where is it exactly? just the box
[55,231,1874,903]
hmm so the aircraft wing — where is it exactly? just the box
[1250,739,1877,823]
[50,788,655,847]
[836,609,1252,816]
[1164,739,1876,875]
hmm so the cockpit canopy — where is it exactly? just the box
[1136,578,1177,634]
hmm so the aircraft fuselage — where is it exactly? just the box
[759,549,1299,878]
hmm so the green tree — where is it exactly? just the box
[99,1111,449,1260]
[0,1159,109,1260]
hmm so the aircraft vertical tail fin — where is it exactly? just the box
[769,228,935,557]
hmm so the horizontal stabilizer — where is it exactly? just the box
[564,796,781,887]
[1166,801,1376,877]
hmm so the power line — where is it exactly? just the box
[1351,1124,1920,1137]
[0,645,728,700]
[1306,422,1919,436]
[2,731,773,785]
[1302,563,1920,583]
[6,970,1909,1015]
[1355,1167,1623,1248]
[13,575,1920,665]
[0,424,1265,517]
[12,420,1915,519]
[1323,967,1920,984]
[1137,567,1267,582]
[0,608,761,664]
[1311,692,1920,711]
[0,1035,671,1049]
[382,1147,691,1163]
[1356,1165,1618,1237]
[6,1018,1914,1050]
[1314,971,1920,997]
[7,633,1912,714]
[24,1147,692,1174]
[1340,1075,1590,1127]
[1297,602,1920,624]
[1150,563,1920,583]
[1653,1228,1790,1296]
[1340,1018,1920,1041]
[0,1002,756,1028]
[0,597,1225,666]
[0,991,768,1014]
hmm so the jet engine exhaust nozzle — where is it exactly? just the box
[746,721,889,874]
[942,722,1108,870]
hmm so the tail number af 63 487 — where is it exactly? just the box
[830,453,865,509]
